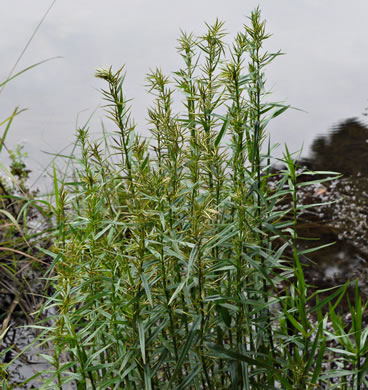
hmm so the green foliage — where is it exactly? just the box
[36,8,367,389]
[8,144,30,187]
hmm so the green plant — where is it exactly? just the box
[35,7,365,390]
[321,282,368,389]
[8,144,30,188]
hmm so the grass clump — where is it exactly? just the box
[36,8,368,390]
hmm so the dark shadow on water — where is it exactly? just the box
[303,118,368,175]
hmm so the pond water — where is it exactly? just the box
[293,119,368,307]
[1,0,368,187]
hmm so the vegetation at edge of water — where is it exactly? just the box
[0,38,57,390]
[30,7,368,390]
[0,94,49,389]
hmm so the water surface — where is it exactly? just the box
[1,0,368,185]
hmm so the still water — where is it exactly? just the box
[1,0,368,186]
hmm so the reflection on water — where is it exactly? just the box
[304,118,368,176]
[296,118,368,302]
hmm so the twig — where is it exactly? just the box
[0,247,48,265]
[1,295,19,338]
